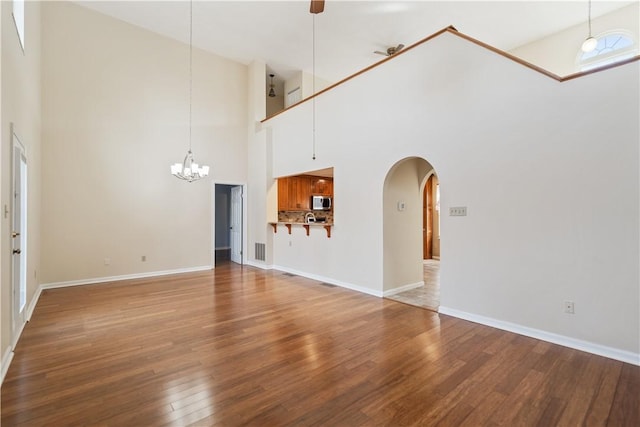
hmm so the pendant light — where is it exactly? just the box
[268,74,276,97]
[171,0,209,182]
[581,0,598,53]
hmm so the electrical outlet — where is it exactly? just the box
[449,206,467,216]
[104,258,111,266]
[289,241,292,247]
[564,301,575,314]
[141,255,146,262]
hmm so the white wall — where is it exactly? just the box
[246,60,271,266]
[1,0,42,369]
[261,31,639,359]
[284,71,332,108]
[511,3,639,76]
[40,2,247,284]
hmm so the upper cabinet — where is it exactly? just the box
[277,177,290,211]
[291,176,311,210]
[278,175,333,211]
[310,177,332,196]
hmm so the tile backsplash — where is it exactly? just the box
[278,210,333,224]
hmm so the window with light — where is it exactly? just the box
[578,32,637,71]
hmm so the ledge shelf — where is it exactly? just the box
[269,222,332,238]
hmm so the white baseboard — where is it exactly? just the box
[40,265,213,290]
[272,264,383,297]
[1,346,14,385]
[439,306,640,366]
[244,260,273,270]
[26,285,42,322]
[2,287,42,387]
[11,321,26,351]
[383,281,424,297]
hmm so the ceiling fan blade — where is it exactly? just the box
[396,44,405,51]
[374,51,389,56]
[310,0,325,14]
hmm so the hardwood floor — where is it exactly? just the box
[385,259,440,311]
[2,263,638,426]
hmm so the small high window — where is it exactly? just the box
[578,32,637,71]
[12,0,25,51]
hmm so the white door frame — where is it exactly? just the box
[229,186,243,264]
[11,124,28,340]
[212,181,247,268]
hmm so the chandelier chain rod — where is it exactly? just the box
[189,0,193,152]
[588,0,592,37]
[312,13,316,160]
[170,0,208,182]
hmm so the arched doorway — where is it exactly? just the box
[383,157,440,311]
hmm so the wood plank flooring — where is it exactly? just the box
[2,263,638,426]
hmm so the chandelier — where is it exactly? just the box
[171,0,209,182]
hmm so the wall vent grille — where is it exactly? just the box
[255,243,266,261]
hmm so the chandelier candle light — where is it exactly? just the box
[171,0,209,182]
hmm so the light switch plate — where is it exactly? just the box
[449,206,467,216]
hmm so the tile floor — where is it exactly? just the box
[385,259,440,311]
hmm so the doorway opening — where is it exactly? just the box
[12,126,28,339]
[214,184,244,266]
[383,157,440,311]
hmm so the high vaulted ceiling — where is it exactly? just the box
[77,1,634,84]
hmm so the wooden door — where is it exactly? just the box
[423,175,434,259]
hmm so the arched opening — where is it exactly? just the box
[383,157,440,311]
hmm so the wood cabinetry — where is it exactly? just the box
[290,176,311,210]
[278,175,333,211]
[310,177,333,196]
[277,177,290,211]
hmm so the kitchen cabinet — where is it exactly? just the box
[278,175,333,211]
[278,177,290,211]
[278,176,310,210]
[290,176,311,210]
[310,177,333,196]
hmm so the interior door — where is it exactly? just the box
[423,175,433,260]
[12,131,28,334]
[230,186,243,264]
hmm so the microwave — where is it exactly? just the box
[311,195,332,211]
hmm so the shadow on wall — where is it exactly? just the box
[383,157,435,292]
